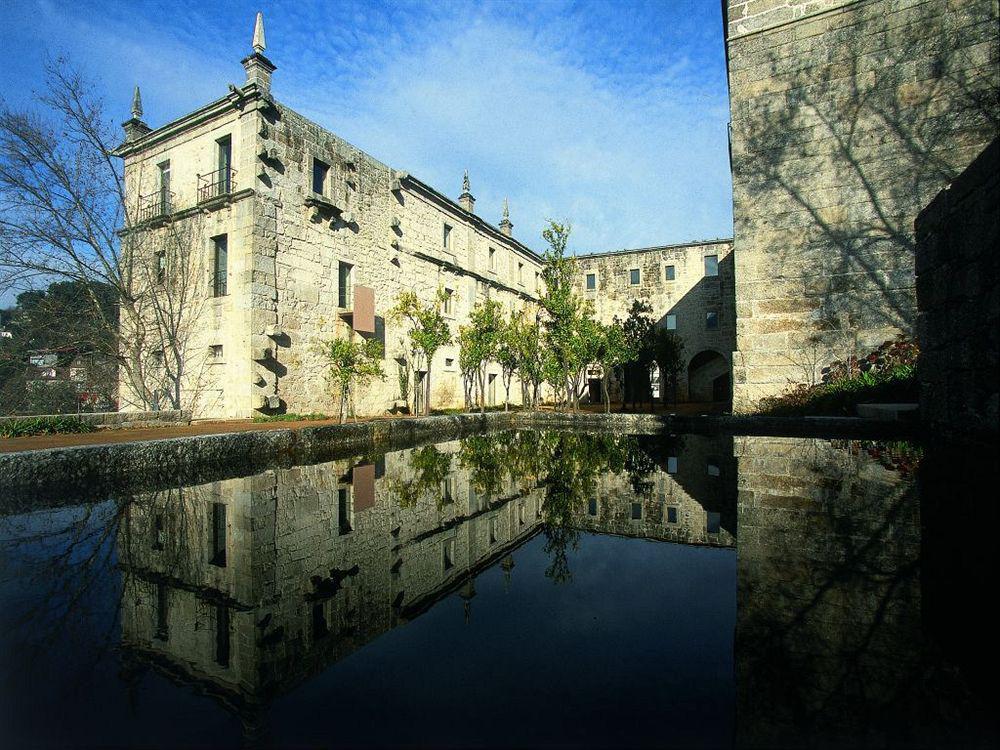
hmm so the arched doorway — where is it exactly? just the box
[687,350,730,403]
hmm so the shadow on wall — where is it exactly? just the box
[730,0,999,392]
[653,251,737,405]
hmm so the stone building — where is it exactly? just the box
[574,240,736,403]
[725,0,999,411]
[115,14,543,420]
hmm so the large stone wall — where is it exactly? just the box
[574,240,736,402]
[726,0,999,411]
[915,138,998,436]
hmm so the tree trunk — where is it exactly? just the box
[424,368,432,416]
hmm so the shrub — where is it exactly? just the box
[251,413,332,423]
[0,415,98,438]
[759,336,919,417]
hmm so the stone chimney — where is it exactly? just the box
[458,170,475,213]
[499,197,513,237]
[242,12,276,92]
[121,86,151,143]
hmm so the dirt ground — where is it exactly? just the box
[0,401,726,454]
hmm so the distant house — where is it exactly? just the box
[23,347,117,412]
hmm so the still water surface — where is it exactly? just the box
[0,430,994,748]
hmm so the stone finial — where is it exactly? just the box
[242,11,276,92]
[121,85,151,143]
[499,197,513,237]
[252,11,266,53]
[130,86,143,119]
[458,169,475,213]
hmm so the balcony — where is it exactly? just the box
[137,190,174,224]
[197,167,238,205]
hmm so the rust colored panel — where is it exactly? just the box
[353,285,375,333]
[353,463,376,512]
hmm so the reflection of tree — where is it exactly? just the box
[389,445,452,508]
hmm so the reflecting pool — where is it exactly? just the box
[0,430,995,748]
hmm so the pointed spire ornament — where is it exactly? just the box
[130,86,143,120]
[252,11,266,54]
[499,197,513,237]
[458,169,475,213]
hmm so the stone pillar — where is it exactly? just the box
[458,170,475,213]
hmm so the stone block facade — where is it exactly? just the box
[915,138,998,436]
[574,240,736,402]
[726,0,999,411]
[116,27,542,420]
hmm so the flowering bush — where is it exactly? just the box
[758,336,919,417]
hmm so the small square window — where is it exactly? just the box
[667,506,678,524]
[588,498,598,516]
[706,311,719,330]
[631,503,642,520]
[667,456,678,474]
[704,255,719,277]
[707,512,721,534]
[665,314,677,330]
[312,158,329,195]
[586,273,596,290]
[708,461,720,477]
[629,268,641,285]
[209,344,223,360]
[664,265,675,281]
[445,357,454,368]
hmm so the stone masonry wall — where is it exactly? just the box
[574,240,736,402]
[915,138,999,435]
[726,0,999,411]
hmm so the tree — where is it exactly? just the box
[594,319,632,412]
[496,309,522,411]
[621,300,656,411]
[651,327,685,405]
[389,289,451,416]
[459,298,503,413]
[538,220,591,411]
[0,58,206,413]
[319,336,384,423]
[510,309,544,410]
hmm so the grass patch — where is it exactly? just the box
[0,415,98,438]
[758,367,918,417]
[252,412,332,423]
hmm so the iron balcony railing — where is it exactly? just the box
[197,167,237,204]
[137,190,175,223]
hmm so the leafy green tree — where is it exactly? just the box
[319,335,384,422]
[651,328,685,405]
[621,300,656,411]
[509,310,544,410]
[594,319,633,412]
[459,298,503,412]
[496,308,523,411]
[390,289,451,416]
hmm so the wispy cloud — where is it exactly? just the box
[0,0,733,254]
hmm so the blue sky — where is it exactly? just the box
[0,0,733,256]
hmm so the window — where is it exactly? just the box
[666,506,678,524]
[665,314,677,330]
[212,234,228,297]
[443,539,455,570]
[667,456,678,474]
[443,288,454,315]
[588,498,598,516]
[312,158,329,195]
[155,250,166,283]
[489,517,498,545]
[535,271,541,292]
[704,255,719,277]
[517,262,524,285]
[210,502,227,567]
[631,503,642,520]
[664,265,675,281]
[708,460,720,477]
[629,268,641,285]
[158,160,171,213]
[489,247,496,271]
[518,503,526,527]
[152,349,164,365]
[706,311,719,330]
[338,261,353,308]
[445,357,455,368]
[707,512,721,534]
[216,135,232,194]
[209,344,224,361]
[442,477,454,505]
[338,487,353,535]
[155,583,169,641]
[443,223,452,250]
[215,604,230,667]
[586,273,596,291]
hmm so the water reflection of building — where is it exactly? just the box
[117,433,737,721]
[735,436,928,747]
